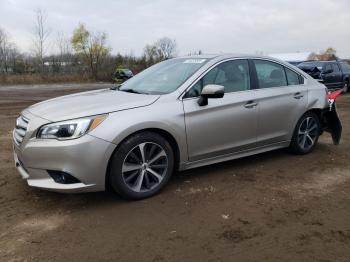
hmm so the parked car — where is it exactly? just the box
[113,68,133,83]
[13,54,342,200]
[287,61,303,66]
[297,60,350,92]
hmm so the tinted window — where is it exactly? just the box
[298,61,325,70]
[332,63,340,72]
[253,60,287,88]
[340,62,350,73]
[324,64,332,73]
[185,60,250,98]
[285,67,300,85]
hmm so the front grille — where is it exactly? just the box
[13,115,29,145]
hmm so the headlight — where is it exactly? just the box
[37,115,107,140]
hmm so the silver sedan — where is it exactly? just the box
[13,54,342,199]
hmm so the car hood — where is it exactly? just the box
[27,89,160,121]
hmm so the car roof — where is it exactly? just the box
[177,53,291,61]
[176,54,308,75]
[299,60,341,64]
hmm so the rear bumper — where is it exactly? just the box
[13,134,116,193]
[321,103,342,145]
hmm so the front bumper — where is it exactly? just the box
[14,152,95,192]
[13,111,116,193]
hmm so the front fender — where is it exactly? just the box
[89,100,188,165]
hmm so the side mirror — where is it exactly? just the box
[198,84,224,106]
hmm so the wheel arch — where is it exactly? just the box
[306,108,323,121]
[105,128,181,191]
[289,107,323,141]
[289,109,321,154]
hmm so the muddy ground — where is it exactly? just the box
[0,83,350,262]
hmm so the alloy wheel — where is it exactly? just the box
[298,117,318,151]
[122,142,168,192]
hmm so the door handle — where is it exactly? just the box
[293,92,304,99]
[244,101,258,108]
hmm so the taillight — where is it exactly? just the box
[327,89,343,100]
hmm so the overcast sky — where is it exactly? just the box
[0,0,349,58]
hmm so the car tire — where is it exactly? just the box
[289,112,321,155]
[109,132,174,200]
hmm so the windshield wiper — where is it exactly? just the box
[110,84,121,90]
[110,85,149,94]
[120,88,148,94]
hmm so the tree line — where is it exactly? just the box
[1,9,345,85]
[0,9,179,84]
[308,47,338,61]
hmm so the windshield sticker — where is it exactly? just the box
[183,59,206,64]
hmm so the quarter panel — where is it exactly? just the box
[306,82,328,110]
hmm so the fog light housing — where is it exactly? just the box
[47,170,81,184]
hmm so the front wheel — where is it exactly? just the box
[109,132,174,200]
[290,112,320,155]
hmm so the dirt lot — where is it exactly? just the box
[1,83,350,262]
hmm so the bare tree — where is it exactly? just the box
[55,32,73,72]
[143,44,161,63]
[0,27,17,73]
[307,52,318,60]
[0,28,4,49]
[319,47,337,61]
[143,37,178,64]
[155,37,177,59]
[32,8,50,72]
[307,47,338,61]
[0,28,8,72]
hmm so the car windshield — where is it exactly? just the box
[119,58,209,94]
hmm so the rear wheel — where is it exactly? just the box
[109,132,174,200]
[290,112,320,155]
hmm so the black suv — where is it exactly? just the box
[297,60,350,92]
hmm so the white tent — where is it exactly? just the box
[269,52,312,63]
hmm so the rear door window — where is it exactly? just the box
[253,60,287,88]
[340,62,350,73]
[285,67,301,85]
[324,64,332,73]
[332,63,340,72]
